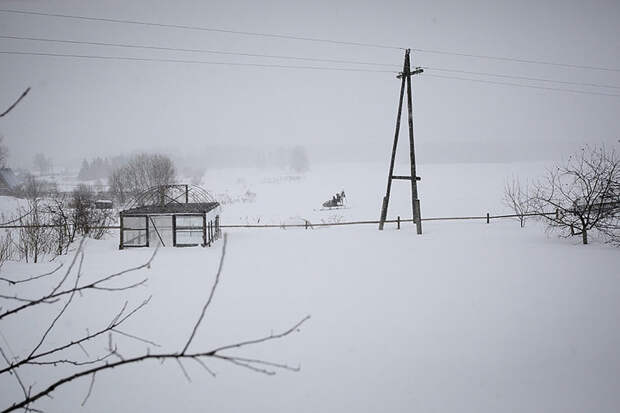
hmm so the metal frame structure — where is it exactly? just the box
[119,184,221,249]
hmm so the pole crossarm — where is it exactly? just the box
[397,67,424,78]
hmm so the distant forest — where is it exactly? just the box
[77,155,128,181]
[77,145,310,182]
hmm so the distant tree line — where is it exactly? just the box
[78,156,127,182]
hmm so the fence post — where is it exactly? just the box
[486,212,490,224]
[397,216,401,230]
[305,220,308,230]
[555,208,559,220]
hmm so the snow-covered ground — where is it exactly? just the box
[0,196,27,219]
[1,161,619,412]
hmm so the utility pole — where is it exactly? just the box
[379,49,423,234]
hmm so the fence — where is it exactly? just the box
[218,211,557,229]
[0,211,556,230]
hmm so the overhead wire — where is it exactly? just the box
[0,50,399,74]
[0,8,619,97]
[3,34,618,91]
[424,73,620,97]
[422,66,620,90]
[0,34,399,68]
[2,50,619,97]
[0,8,404,50]
[1,8,618,72]
[412,47,620,73]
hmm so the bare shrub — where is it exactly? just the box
[0,230,13,269]
[45,193,74,256]
[503,177,532,228]
[15,205,51,263]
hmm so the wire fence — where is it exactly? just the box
[0,211,557,230]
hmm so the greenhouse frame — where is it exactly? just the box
[119,202,220,249]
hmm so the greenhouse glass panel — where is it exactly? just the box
[123,216,146,230]
[176,230,203,245]
[176,215,203,228]
[123,230,147,246]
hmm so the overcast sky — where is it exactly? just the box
[0,0,619,168]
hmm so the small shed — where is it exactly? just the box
[119,185,220,249]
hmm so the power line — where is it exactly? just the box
[0,8,404,50]
[423,66,620,90]
[2,9,617,73]
[0,34,399,68]
[0,50,398,73]
[424,73,620,97]
[2,51,618,97]
[3,34,618,91]
[413,47,620,73]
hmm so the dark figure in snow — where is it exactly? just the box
[322,190,347,209]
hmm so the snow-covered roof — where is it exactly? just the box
[120,202,219,216]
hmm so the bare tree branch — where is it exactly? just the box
[1,315,309,412]
[0,263,63,286]
[0,246,157,321]
[1,235,309,413]
[0,87,30,118]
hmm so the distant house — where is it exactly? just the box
[94,199,113,210]
[0,168,20,195]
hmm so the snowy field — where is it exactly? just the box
[201,161,552,225]
[1,161,619,413]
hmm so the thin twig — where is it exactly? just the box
[0,263,63,285]
[182,234,227,354]
[80,373,96,406]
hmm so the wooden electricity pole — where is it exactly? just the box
[379,49,423,234]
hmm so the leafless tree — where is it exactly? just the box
[290,146,310,173]
[33,153,52,176]
[531,145,619,245]
[503,177,533,228]
[0,235,309,412]
[109,153,176,205]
